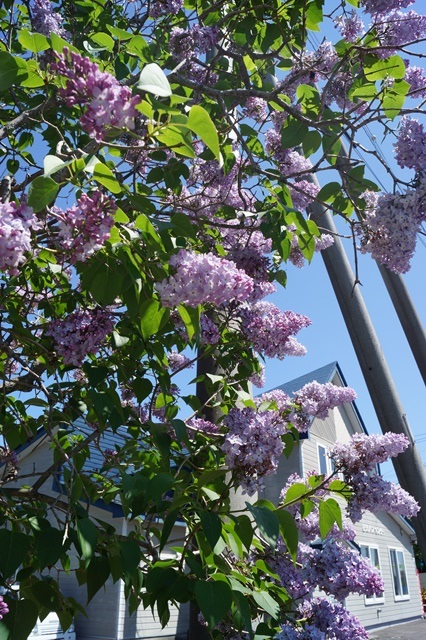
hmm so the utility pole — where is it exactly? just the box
[308,188,426,558]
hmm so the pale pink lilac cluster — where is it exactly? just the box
[47,309,113,366]
[51,50,141,141]
[52,191,116,263]
[357,182,426,274]
[222,407,287,495]
[293,381,357,420]
[241,302,311,360]
[157,249,254,308]
[394,117,426,171]
[167,351,194,372]
[0,201,40,275]
[347,472,420,522]
[32,0,65,36]
[330,432,409,474]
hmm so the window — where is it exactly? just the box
[389,548,409,600]
[317,444,329,475]
[360,544,384,604]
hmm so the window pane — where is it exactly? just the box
[318,446,328,475]
[371,548,380,570]
[390,549,401,596]
[360,545,369,558]
[397,551,409,595]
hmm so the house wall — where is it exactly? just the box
[347,511,423,631]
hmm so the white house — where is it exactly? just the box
[262,361,423,634]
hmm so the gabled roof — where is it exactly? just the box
[265,361,369,436]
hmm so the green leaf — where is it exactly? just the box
[275,510,298,563]
[43,154,73,178]
[30,580,61,610]
[0,598,38,640]
[93,163,122,194]
[87,556,110,602]
[177,305,200,341]
[302,130,322,157]
[90,32,115,51]
[36,527,66,570]
[0,52,21,91]
[364,55,406,81]
[233,514,253,551]
[382,83,409,119]
[155,125,195,158]
[0,530,30,578]
[18,29,50,53]
[283,482,308,505]
[252,590,280,619]
[194,580,232,629]
[137,63,172,97]
[187,105,220,161]
[139,299,169,340]
[27,176,59,211]
[232,591,252,635]
[246,504,279,550]
[200,511,222,550]
[318,498,342,539]
[281,117,309,149]
[77,518,98,563]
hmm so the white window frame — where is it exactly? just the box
[389,547,410,601]
[359,543,385,605]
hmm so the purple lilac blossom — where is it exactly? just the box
[200,313,220,345]
[249,359,266,388]
[222,407,288,495]
[167,350,194,372]
[347,472,420,521]
[0,202,40,274]
[294,381,357,420]
[404,63,426,97]
[52,191,116,263]
[47,309,113,366]
[0,597,8,621]
[375,11,426,54]
[361,0,414,15]
[330,432,409,474]
[51,50,141,141]
[157,249,254,308]
[242,97,269,122]
[297,597,369,640]
[394,117,426,171]
[241,302,311,360]
[357,182,426,274]
[334,11,365,41]
[187,417,220,435]
[169,25,219,60]
[32,0,65,36]
[290,180,320,211]
[149,0,183,18]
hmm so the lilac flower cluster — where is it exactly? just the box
[0,201,40,275]
[289,180,320,211]
[157,249,254,308]
[167,350,194,372]
[169,25,219,60]
[394,117,426,171]
[404,63,426,98]
[32,0,65,36]
[47,309,113,366]
[298,597,369,640]
[357,181,426,274]
[294,381,357,420]
[241,302,311,360]
[334,11,365,41]
[0,597,8,621]
[249,358,266,388]
[242,97,269,122]
[273,539,383,602]
[222,407,287,494]
[288,230,334,269]
[51,50,141,141]
[149,0,183,18]
[265,130,312,177]
[375,11,426,54]
[200,313,220,344]
[347,472,420,522]
[187,417,220,435]
[330,432,409,474]
[53,191,116,263]
[361,0,414,15]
